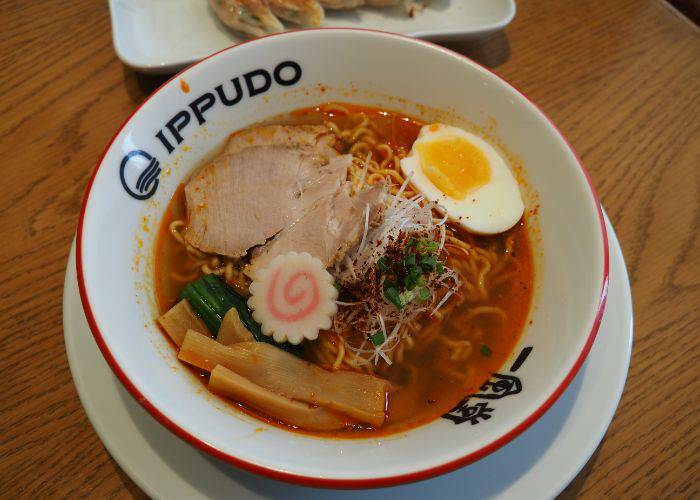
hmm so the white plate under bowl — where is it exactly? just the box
[63,211,632,498]
[108,0,516,73]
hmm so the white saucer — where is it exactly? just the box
[63,211,632,499]
[108,0,516,73]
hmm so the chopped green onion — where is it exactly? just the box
[419,255,438,271]
[436,262,445,275]
[418,287,431,302]
[416,238,439,254]
[377,257,389,272]
[400,290,415,306]
[370,331,386,346]
[384,286,403,310]
[480,344,492,357]
[404,266,423,290]
[383,278,397,290]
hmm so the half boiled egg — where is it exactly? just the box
[400,124,524,234]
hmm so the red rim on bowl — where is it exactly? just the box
[76,28,609,489]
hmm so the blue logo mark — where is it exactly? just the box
[120,150,161,200]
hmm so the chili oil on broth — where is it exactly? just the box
[153,102,534,437]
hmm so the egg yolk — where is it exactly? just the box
[417,136,491,199]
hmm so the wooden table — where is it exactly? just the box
[1,0,698,497]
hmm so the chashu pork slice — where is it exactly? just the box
[183,148,349,258]
[183,125,343,257]
[295,154,352,209]
[248,182,386,276]
[184,146,329,257]
[225,124,337,158]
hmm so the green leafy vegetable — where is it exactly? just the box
[179,274,231,333]
[418,287,431,302]
[377,257,389,272]
[384,286,403,310]
[419,255,438,272]
[404,266,423,290]
[181,274,301,355]
[370,331,386,346]
[415,238,439,254]
[383,278,398,290]
[436,262,445,275]
[399,290,415,306]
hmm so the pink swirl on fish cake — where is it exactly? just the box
[267,269,320,322]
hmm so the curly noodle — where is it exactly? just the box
[167,220,250,295]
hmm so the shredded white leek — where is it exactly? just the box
[359,151,371,188]
[376,348,392,365]
[336,300,362,306]
[389,171,413,211]
[357,203,371,255]
[435,211,448,226]
[431,290,454,317]
[378,313,386,340]
[332,187,461,366]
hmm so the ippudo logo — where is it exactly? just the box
[119,150,161,200]
[117,60,302,201]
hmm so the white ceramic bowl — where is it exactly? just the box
[78,29,608,488]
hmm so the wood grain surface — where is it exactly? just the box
[1,0,698,497]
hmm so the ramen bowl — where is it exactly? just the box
[77,29,608,487]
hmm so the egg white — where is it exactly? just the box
[400,124,524,234]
